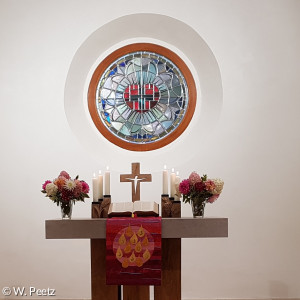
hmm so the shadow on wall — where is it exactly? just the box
[269,280,289,299]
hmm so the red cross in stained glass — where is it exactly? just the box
[124,84,160,112]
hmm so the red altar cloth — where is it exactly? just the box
[106,217,161,285]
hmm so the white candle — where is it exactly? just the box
[162,165,168,195]
[105,166,110,195]
[174,171,181,201]
[98,170,103,200]
[170,168,176,198]
[92,173,99,201]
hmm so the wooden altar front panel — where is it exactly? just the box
[153,238,181,300]
[91,239,119,300]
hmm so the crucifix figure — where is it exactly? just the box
[120,162,152,202]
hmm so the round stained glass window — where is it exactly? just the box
[88,43,196,151]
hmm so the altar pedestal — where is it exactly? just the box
[45,217,228,300]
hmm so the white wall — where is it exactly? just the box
[0,0,299,299]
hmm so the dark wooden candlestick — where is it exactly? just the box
[101,195,111,218]
[161,195,181,218]
[161,195,172,217]
[171,200,181,218]
[91,202,101,218]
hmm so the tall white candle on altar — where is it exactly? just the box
[92,173,99,201]
[170,168,176,198]
[174,171,181,201]
[98,170,103,200]
[162,165,168,195]
[105,166,110,195]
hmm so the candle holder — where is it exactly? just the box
[91,202,101,218]
[91,197,111,218]
[161,195,172,218]
[171,200,181,218]
[161,195,181,218]
[101,195,111,218]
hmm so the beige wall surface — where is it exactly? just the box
[0,0,299,299]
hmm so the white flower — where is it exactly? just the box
[64,179,76,191]
[212,178,224,195]
[46,183,58,197]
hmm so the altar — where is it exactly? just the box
[45,163,227,300]
[45,217,228,300]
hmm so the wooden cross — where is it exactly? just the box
[120,162,152,202]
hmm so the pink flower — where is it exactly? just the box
[207,194,219,203]
[179,179,190,195]
[204,180,216,192]
[73,180,83,198]
[75,180,82,189]
[81,181,90,194]
[189,172,201,185]
[195,181,205,192]
[59,170,70,179]
[42,180,52,191]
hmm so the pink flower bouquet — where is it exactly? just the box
[41,170,90,206]
[179,172,224,214]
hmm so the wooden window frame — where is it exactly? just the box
[88,43,196,152]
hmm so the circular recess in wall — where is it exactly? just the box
[64,13,222,170]
[88,43,196,151]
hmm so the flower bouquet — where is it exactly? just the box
[178,172,224,217]
[42,170,90,219]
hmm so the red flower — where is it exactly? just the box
[61,188,72,201]
[42,180,51,191]
[195,181,205,192]
[81,181,90,194]
[179,179,190,195]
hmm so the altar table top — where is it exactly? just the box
[45,217,228,239]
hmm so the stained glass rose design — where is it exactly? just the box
[96,51,189,144]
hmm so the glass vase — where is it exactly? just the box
[60,200,73,219]
[191,201,206,218]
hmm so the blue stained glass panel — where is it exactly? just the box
[95,50,189,144]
